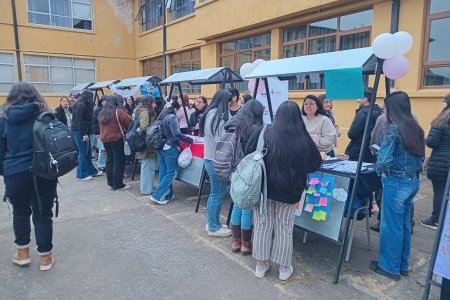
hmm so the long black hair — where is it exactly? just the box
[384,91,425,157]
[6,82,49,113]
[135,96,156,121]
[265,101,322,194]
[199,89,231,136]
[431,93,450,127]
[234,99,264,143]
[99,95,122,124]
[301,95,326,116]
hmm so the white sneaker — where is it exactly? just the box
[94,170,103,176]
[149,195,168,205]
[79,176,92,181]
[207,227,232,237]
[255,263,270,279]
[205,224,229,232]
[279,265,293,281]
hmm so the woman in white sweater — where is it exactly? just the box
[301,95,337,155]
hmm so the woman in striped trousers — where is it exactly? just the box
[245,101,322,281]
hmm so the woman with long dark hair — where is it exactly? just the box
[149,100,193,204]
[301,95,336,157]
[99,95,132,190]
[1,82,57,270]
[227,100,264,255]
[318,94,341,157]
[369,91,424,281]
[176,94,194,134]
[189,96,208,136]
[124,96,136,116]
[421,94,450,229]
[72,90,101,180]
[228,87,241,116]
[200,89,233,237]
[245,101,322,280]
[135,96,157,195]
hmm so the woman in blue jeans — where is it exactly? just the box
[369,92,425,281]
[199,89,233,237]
[150,100,193,204]
[226,100,264,254]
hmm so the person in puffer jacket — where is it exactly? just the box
[421,94,450,229]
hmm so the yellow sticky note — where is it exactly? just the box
[312,210,327,221]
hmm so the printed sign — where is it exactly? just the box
[255,77,288,124]
[434,202,450,279]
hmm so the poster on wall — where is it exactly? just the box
[433,201,450,279]
[255,77,288,124]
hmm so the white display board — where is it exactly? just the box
[255,77,288,124]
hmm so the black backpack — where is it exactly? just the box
[126,118,147,153]
[30,112,78,216]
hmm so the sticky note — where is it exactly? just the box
[319,197,327,206]
[309,178,320,185]
[306,188,315,194]
[304,204,314,213]
[319,187,328,194]
[312,210,327,221]
[321,180,329,187]
[314,192,320,197]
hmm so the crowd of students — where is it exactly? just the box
[1,82,449,296]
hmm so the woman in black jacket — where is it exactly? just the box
[421,94,450,229]
[54,96,72,127]
[71,90,100,180]
[245,101,322,280]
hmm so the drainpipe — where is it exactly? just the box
[388,0,400,89]
[162,0,167,79]
[11,0,22,81]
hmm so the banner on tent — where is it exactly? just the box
[324,67,364,100]
[255,77,288,124]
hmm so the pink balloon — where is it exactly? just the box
[383,55,410,80]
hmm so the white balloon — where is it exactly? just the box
[372,33,398,59]
[239,63,255,78]
[394,31,413,54]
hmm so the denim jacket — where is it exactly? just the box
[161,113,193,148]
[376,125,423,178]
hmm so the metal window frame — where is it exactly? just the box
[0,53,16,86]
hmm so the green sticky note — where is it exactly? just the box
[306,188,315,194]
[324,67,364,100]
[312,210,327,221]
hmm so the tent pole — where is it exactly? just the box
[334,58,384,284]
[263,78,274,122]
[177,82,191,130]
[253,78,260,99]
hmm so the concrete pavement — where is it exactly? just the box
[0,167,442,299]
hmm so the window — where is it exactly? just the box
[282,9,373,90]
[24,54,95,93]
[219,33,271,92]
[142,56,164,79]
[169,0,195,21]
[423,0,450,87]
[170,49,200,93]
[0,53,16,93]
[139,0,163,31]
[28,0,92,30]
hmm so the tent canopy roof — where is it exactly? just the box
[114,76,161,89]
[88,80,120,90]
[245,47,377,80]
[160,67,243,85]
[70,82,93,95]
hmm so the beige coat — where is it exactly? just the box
[135,108,156,160]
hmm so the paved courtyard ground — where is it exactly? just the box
[0,165,443,300]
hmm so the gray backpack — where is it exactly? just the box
[230,126,267,217]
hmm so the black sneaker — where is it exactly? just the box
[420,217,438,230]
[369,261,400,281]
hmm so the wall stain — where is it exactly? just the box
[106,0,134,34]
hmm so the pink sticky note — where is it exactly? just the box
[314,192,320,198]
[304,203,314,213]
[319,197,327,206]
[309,178,320,185]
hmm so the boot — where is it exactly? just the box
[40,252,54,271]
[241,229,252,256]
[13,247,31,266]
[230,225,242,253]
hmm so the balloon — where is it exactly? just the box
[253,59,265,66]
[383,55,410,80]
[247,79,265,94]
[393,31,413,54]
[372,33,398,59]
[240,63,255,78]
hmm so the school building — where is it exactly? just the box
[0,0,449,154]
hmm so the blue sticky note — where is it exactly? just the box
[319,187,328,194]
[324,67,364,100]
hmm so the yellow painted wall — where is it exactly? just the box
[1,0,136,108]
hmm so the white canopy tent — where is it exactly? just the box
[160,67,242,86]
[70,82,93,95]
[114,76,161,89]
